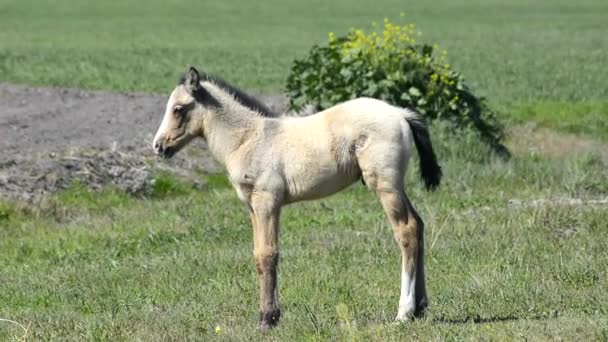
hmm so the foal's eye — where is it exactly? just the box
[173,106,184,116]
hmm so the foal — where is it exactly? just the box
[153,67,442,330]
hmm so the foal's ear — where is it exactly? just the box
[185,66,200,89]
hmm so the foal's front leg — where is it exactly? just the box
[249,192,281,330]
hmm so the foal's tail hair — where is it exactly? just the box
[404,112,442,191]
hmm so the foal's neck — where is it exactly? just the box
[202,82,262,166]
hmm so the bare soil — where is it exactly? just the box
[0,83,288,201]
[507,124,608,160]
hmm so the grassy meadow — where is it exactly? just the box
[0,0,607,102]
[1,126,607,340]
[1,0,608,340]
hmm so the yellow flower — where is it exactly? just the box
[215,326,222,334]
[328,32,336,43]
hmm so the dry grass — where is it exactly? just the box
[507,124,608,161]
[0,318,30,342]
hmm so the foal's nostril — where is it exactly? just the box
[153,141,164,154]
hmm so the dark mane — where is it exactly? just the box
[178,71,275,117]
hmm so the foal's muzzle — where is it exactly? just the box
[153,140,175,159]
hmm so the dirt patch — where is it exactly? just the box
[0,84,289,201]
[507,124,608,160]
[1,149,155,199]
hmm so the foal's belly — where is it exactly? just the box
[279,114,361,203]
[283,161,360,203]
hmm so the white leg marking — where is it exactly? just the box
[396,268,416,321]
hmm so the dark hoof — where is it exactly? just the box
[414,298,428,318]
[257,308,281,331]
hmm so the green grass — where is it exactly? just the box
[0,0,607,104]
[509,102,608,141]
[1,132,607,340]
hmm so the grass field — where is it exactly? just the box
[1,0,608,340]
[1,126,607,340]
[1,0,607,103]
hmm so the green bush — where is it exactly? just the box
[285,18,508,157]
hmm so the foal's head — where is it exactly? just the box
[153,66,213,158]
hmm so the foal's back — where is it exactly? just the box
[270,98,413,202]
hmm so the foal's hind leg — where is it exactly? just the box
[376,188,427,320]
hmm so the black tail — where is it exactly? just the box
[406,117,442,191]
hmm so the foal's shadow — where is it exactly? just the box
[434,315,520,325]
[432,313,550,325]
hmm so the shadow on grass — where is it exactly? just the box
[433,313,552,325]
